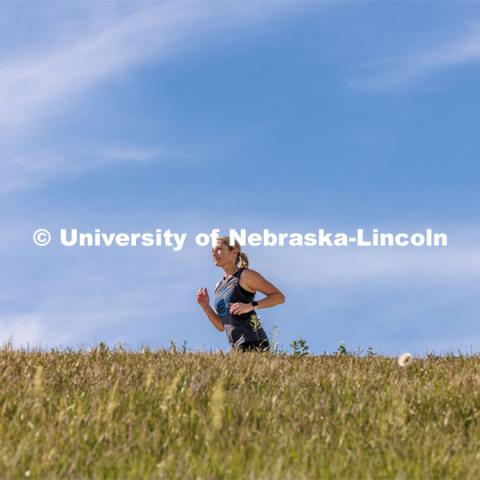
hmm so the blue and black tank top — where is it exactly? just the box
[214,268,269,348]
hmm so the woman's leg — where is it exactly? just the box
[239,339,270,352]
[257,339,270,352]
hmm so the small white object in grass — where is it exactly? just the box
[398,352,413,367]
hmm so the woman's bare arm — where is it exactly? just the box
[202,304,224,332]
[229,269,285,315]
[196,288,224,332]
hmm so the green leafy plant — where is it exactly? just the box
[336,341,348,355]
[290,338,310,356]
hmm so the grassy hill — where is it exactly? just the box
[0,343,479,479]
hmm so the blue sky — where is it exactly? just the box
[2,1,480,355]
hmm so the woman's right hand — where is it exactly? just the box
[196,287,210,309]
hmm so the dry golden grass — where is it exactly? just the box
[1,342,479,479]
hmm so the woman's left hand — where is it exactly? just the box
[229,302,254,315]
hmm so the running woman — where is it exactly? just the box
[196,236,285,352]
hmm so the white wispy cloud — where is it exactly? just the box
[0,144,196,195]
[0,2,264,132]
[0,1,299,194]
[352,21,480,89]
[2,0,308,130]
[0,313,61,350]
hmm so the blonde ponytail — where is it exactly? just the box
[238,251,249,269]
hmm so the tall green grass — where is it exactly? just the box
[0,342,479,479]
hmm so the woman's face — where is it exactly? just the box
[212,241,237,267]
